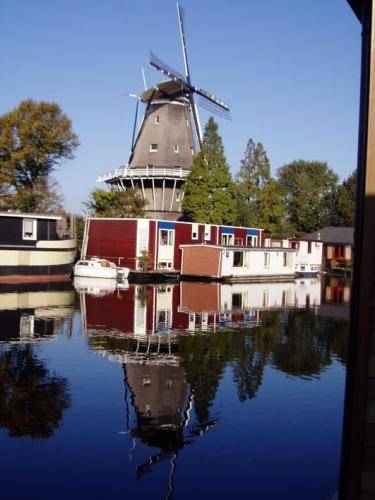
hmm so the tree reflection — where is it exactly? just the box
[271,311,349,379]
[0,345,71,438]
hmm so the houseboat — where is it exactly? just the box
[0,212,76,282]
[180,244,296,282]
[82,217,263,272]
[81,217,322,282]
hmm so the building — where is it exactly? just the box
[303,226,354,271]
[97,4,230,220]
[82,217,263,273]
[98,81,195,220]
[0,212,76,282]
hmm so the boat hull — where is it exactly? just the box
[74,265,118,279]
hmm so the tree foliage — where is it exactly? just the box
[235,139,288,234]
[332,171,356,226]
[85,188,146,218]
[277,160,338,233]
[183,118,236,224]
[0,99,78,212]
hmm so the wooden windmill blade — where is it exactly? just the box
[176,2,203,146]
[149,3,231,147]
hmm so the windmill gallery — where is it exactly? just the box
[83,3,325,283]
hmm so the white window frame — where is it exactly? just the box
[174,144,179,154]
[22,218,37,240]
[192,223,199,240]
[159,228,174,246]
[150,143,158,152]
[221,233,234,246]
[204,224,211,241]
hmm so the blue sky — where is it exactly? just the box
[1,0,361,213]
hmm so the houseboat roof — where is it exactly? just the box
[303,227,354,246]
[180,243,295,252]
[87,216,263,232]
[0,212,63,220]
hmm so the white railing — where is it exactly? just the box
[97,166,190,182]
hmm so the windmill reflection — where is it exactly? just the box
[81,277,349,495]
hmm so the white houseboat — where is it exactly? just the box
[0,212,76,282]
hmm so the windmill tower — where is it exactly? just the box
[98,3,230,220]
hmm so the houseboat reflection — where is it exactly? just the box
[78,278,322,335]
[0,283,74,438]
[0,282,75,342]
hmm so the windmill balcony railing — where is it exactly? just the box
[97,166,191,182]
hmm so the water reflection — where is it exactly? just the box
[0,277,350,498]
[80,277,349,494]
[0,283,74,438]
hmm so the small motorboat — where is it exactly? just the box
[74,257,129,280]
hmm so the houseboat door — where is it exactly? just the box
[157,222,175,270]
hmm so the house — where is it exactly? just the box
[180,244,296,282]
[303,226,354,270]
[82,217,263,272]
[0,212,77,282]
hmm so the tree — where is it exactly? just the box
[277,160,338,233]
[0,99,78,212]
[183,117,236,224]
[85,188,146,217]
[332,171,356,226]
[235,139,288,233]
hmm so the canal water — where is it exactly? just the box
[0,277,349,499]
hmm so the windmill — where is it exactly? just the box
[149,2,230,147]
[98,2,231,220]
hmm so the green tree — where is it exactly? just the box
[278,160,338,233]
[0,99,78,212]
[332,171,356,226]
[85,188,146,217]
[235,139,288,233]
[183,117,236,224]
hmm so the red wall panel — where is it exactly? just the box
[87,219,137,269]
[172,284,189,330]
[85,288,135,333]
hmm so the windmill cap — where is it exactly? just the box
[141,79,189,102]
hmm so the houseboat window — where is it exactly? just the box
[22,218,37,240]
[283,252,288,267]
[160,229,173,246]
[233,251,244,267]
[308,241,312,254]
[191,223,199,240]
[157,310,170,330]
[174,144,179,153]
[150,143,158,152]
[246,235,257,247]
[291,241,298,250]
[204,224,211,241]
[232,293,242,309]
[154,115,160,124]
[264,252,270,268]
[222,233,233,246]
[235,238,243,246]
